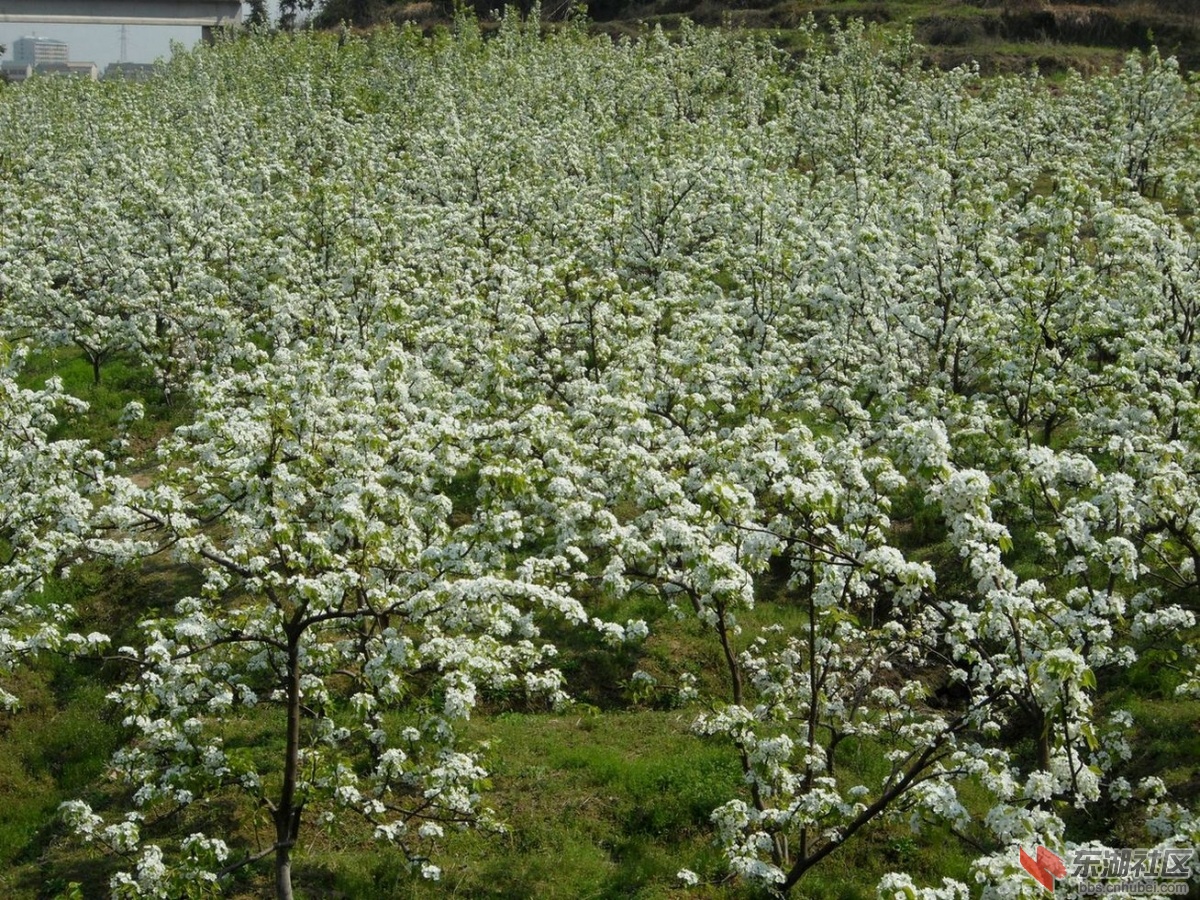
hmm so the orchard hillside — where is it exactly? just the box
[0,17,1197,900]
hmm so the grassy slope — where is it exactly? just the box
[342,1,1200,74]
[620,1,1200,71]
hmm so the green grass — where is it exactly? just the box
[17,347,188,448]
[0,675,123,878]
[431,710,745,898]
[182,710,752,899]
[0,557,198,896]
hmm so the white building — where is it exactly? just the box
[13,35,69,65]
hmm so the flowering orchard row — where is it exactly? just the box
[0,16,1197,899]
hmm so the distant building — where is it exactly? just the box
[13,36,69,66]
[1,61,98,82]
[2,36,99,82]
[0,61,32,82]
[39,61,98,79]
[104,62,158,81]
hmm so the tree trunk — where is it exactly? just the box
[714,601,743,706]
[1036,706,1052,773]
[274,846,293,900]
[274,630,303,900]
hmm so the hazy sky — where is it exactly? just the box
[2,24,201,68]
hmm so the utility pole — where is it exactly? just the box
[119,24,128,64]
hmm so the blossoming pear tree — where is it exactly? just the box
[66,339,587,899]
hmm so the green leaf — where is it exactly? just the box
[1081,668,1097,691]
